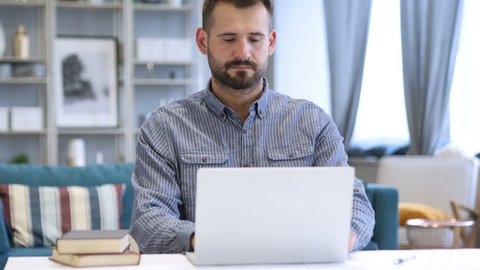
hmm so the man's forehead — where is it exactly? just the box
[209,4,270,34]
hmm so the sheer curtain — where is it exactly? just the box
[350,0,409,149]
[450,0,480,157]
[401,0,463,155]
[323,0,372,149]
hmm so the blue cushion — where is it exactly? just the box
[0,183,126,248]
[0,254,7,269]
[8,247,52,256]
[365,182,399,249]
[0,163,134,229]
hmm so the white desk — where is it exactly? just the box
[5,249,480,270]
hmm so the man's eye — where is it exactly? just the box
[223,37,235,42]
[250,36,263,42]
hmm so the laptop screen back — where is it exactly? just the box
[192,167,354,265]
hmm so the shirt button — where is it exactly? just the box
[288,153,294,158]
[201,157,207,163]
[242,130,247,134]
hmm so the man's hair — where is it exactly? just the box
[202,0,273,32]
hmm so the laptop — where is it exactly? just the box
[186,166,354,266]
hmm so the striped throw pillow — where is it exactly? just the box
[0,183,125,248]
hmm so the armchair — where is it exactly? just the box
[376,156,479,246]
[364,182,399,249]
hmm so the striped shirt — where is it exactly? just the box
[130,80,375,253]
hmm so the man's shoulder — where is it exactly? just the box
[141,91,206,129]
[268,90,325,113]
[158,90,206,113]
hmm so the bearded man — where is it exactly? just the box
[130,0,375,254]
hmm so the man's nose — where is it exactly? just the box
[233,39,251,60]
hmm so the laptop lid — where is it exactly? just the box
[190,167,354,266]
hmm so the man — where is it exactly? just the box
[130,0,375,254]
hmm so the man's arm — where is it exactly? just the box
[350,177,375,251]
[129,115,194,254]
[314,114,375,251]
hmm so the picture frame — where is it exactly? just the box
[54,37,118,127]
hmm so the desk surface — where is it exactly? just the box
[5,249,480,270]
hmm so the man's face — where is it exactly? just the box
[197,2,276,91]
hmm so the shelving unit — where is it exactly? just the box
[0,78,47,84]
[0,0,46,7]
[0,0,202,165]
[0,0,48,163]
[0,57,47,62]
[130,0,198,135]
[133,3,195,10]
[54,0,127,164]
[0,130,47,135]
[133,78,192,86]
[56,1,123,9]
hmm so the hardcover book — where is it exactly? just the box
[56,229,130,254]
[50,247,140,267]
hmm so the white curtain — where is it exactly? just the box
[401,0,463,155]
[450,0,480,157]
[323,0,372,149]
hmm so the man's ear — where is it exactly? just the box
[268,29,277,56]
[196,28,208,55]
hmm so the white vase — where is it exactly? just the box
[67,138,86,167]
[0,21,5,57]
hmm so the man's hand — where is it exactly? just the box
[190,234,195,251]
[348,231,357,252]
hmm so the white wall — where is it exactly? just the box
[273,0,331,114]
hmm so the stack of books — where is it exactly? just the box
[50,229,141,267]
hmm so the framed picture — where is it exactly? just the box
[54,37,118,127]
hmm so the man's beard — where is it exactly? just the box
[208,53,267,91]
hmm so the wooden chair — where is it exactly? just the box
[450,201,479,248]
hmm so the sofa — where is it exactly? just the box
[0,163,398,268]
[0,163,134,268]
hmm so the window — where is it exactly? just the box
[350,0,409,150]
[450,0,480,157]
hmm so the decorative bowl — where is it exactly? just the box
[406,218,474,248]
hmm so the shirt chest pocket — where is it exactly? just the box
[267,145,314,167]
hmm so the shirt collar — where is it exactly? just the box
[202,78,271,120]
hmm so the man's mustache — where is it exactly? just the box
[225,60,257,70]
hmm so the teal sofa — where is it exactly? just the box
[0,163,134,268]
[0,163,398,269]
[364,182,398,250]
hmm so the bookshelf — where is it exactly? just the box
[0,0,201,164]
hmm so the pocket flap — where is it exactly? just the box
[267,145,314,161]
[180,152,228,164]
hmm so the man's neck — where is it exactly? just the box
[210,78,264,122]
